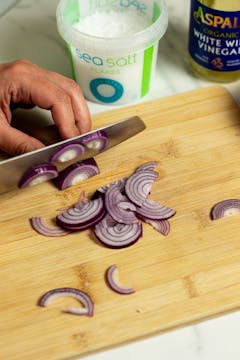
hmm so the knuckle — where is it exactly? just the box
[6,59,31,76]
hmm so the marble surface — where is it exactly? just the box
[0,1,240,359]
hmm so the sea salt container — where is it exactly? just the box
[56,0,168,105]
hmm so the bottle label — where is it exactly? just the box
[189,1,240,72]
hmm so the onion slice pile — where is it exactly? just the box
[18,163,58,188]
[125,169,158,206]
[105,264,135,294]
[30,217,70,237]
[105,185,138,224]
[80,130,109,152]
[56,197,106,231]
[94,214,142,248]
[38,287,94,316]
[210,199,240,220]
[48,142,85,163]
[53,158,100,190]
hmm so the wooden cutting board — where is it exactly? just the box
[1,86,240,360]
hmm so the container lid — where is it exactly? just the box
[56,0,168,54]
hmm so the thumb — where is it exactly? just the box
[0,122,45,156]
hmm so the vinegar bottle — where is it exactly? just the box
[188,0,240,82]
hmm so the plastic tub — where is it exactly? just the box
[56,0,168,105]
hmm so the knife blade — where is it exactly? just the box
[0,116,146,194]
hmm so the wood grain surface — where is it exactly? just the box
[1,86,240,360]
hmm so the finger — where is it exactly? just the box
[0,121,45,156]
[37,69,92,133]
[20,75,81,139]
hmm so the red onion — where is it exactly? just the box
[136,198,176,220]
[56,197,106,230]
[80,130,109,152]
[53,158,100,190]
[105,264,135,294]
[94,214,142,248]
[18,163,58,188]
[91,178,127,199]
[105,185,138,224]
[210,199,240,220]
[125,170,158,206]
[48,141,85,163]
[38,287,94,316]
[135,161,158,172]
[140,216,170,236]
[30,217,70,237]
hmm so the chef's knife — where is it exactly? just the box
[0,116,146,194]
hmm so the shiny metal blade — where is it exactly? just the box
[0,116,145,194]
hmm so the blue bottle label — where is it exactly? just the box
[189,1,240,72]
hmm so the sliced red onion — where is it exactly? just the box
[105,185,138,224]
[91,178,127,199]
[210,199,240,220]
[136,198,176,220]
[135,161,158,172]
[56,197,106,230]
[94,214,142,248]
[53,158,100,190]
[125,170,158,206]
[105,264,135,295]
[48,142,85,163]
[30,217,70,237]
[81,130,108,152]
[18,163,58,188]
[139,216,170,236]
[38,287,94,316]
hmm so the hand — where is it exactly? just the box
[0,59,91,155]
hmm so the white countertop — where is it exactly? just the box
[0,1,240,359]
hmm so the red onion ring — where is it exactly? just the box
[38,287,94,316]
[94,214,142,248]
[56,197,106,230]
[210,199,240,220]
[53,158,100,190]
[18,163,58,188]
[105,265,135,295]
[48,142,85,163]
[136,198,176,220]
[105,185,138,224]
[135,161,158,172]
[140,217,170,236]
[125,170,158,206]
[80,130,109,152]
[30,217,70,237]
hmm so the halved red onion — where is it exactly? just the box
[56,197,106,230]
[105,264,135,295]
[210,199,240,220]
[53,158,100,190]
[105,185,138,224]
[94,214,142,248]
[136,198,176,220]
[135,161,158,172]
[18,163,58,188]
[81,130,108,152]
[48,142,85,163]
[30,217,70,237]
[139,216,170,236]
[125,170,158,206]
[38,287,94,316]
